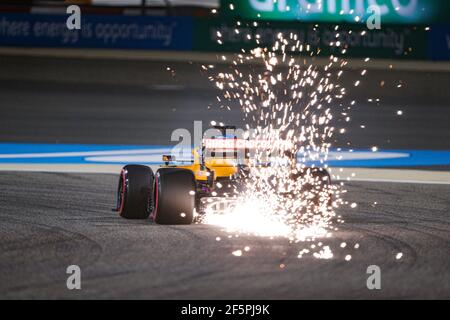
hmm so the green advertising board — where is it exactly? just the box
[220,0,450,25]
[193,18,427,60]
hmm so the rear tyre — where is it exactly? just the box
[152,168,196,225]
[292,167,332,207]
[117,165,154,219]
[309,167,331,185]
[292,167,331,185]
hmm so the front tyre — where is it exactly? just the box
[117,165,154,219]
[152,168,196,225]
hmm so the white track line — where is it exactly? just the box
[0,164,125,174]
[0,149,169,159]
[342,178,450,185]
[0,164,450,185]
[330,168,450,185]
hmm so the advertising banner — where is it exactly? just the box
[427,26,450,61]
[194,18,427,60]
[0,13,193,50]
[220,0,450,25]
[0,12,442,61]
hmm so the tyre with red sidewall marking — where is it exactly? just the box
[152,168,196,225]
[117,165,154,219]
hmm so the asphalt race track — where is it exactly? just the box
[0,172,449,299]
[0,55,449,299]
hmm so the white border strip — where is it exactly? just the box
[342,177,450,185]
[330,168,450,185]
[0,164,450,185]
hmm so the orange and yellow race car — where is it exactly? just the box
[115,126,331,225]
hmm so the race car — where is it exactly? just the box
[115,126,331,224]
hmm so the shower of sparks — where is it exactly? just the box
[313,246,334,259]
[199,28,369,260]
[232,250,243,257]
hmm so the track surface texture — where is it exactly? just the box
[0,55,449,299]
[0,172,448,299]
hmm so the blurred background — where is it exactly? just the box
[0,0,449,150]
